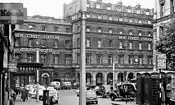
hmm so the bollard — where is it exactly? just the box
[43,90,49,105]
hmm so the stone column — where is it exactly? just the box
[103,72,107,85]
[92,72,96,85]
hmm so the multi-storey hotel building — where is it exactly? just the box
[64,0,154,85]
[12,15,73,86]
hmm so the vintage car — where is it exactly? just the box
[39,87,59,104]
[95,85,109,98]
[86,88,98,104]
[50,81,61,90]
[110,82,137,101]
[61,82,72,89]
[76,85,96,97]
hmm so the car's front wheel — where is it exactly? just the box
[111,95,115,101]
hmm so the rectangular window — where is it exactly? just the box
[65,40,71,48]
[77,54,80,64]
[97,15,102,19]
[86,39,90,47]
[41,25,46,31]
[108,55,113,65]
[54,40,58,48]
[139,56,143,65]
[65,54,72,64]
[118,55,124,65]
[160,4,165,17]
[119,41,123,49]
[86,54,91,64]
[108,29,113,33]
[54,26,58,32]
[97,28,102,33]
[27,54,33,63]
[15,38,20,47]
[109,16,112,20]
[139,32,142,36]
[54,54,59,64]
[108,40,113,47]
[148,43,151,50]
[86,27,90,32]
[139,43,142,50]
[128,55,134,64]
[97,40,102,48]
[129,42,133,49]
[28,38,33,47]
[96,54,103,64]
[40,54,46,64]
[147,56,152,65]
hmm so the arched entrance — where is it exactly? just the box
[41,73,50,86]
[128,73,134,81]
[53,72,61,82]
[107,73,113,85]
[86,73,91,85]
[118,73,124,83]
[96,73,103,85]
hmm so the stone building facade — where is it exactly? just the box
[153,0,175,71]
[13,15,74,86]
[64,0,154,85]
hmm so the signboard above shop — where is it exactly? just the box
[0,3,27,24]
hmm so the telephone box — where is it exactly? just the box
[143,73,151,105]
[150,72,160,105]
[136,73,144,104]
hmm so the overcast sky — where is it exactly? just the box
[1,0,154,18]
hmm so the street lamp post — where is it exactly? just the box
[36,45,40,102]
[112,61,117,89]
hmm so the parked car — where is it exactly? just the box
[86,88,98,104]
[110,82,137,101]
[50,81,61,90]
[76,85,96,97]
[95,85,107,97]
[29,85,45,98]
[39,87,59,104]
[61,82,72,89]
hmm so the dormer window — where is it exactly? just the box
[139,32,142,36]
[96,4,101,9]
[109,29,113,33]
[119,31,123,34]
[148,32,151,37]
[28,24,36,30]
[128,9,132,13]
[107,7,111,10]
[148,21,151,24]
[129,31,133,35]
[86,27,90,32]
[86,14,90,18]
[109,16,112,20]
[136,10,141,14]
[139,20,142,24]
[129,19,133,23]
[97,15,102,19]
[119,18,123,21]
[145,11,150,15]
[97,27,102,33]
[41,25,46,31]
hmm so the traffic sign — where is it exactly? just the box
[157,54,166,69]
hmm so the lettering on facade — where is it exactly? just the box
[0,9,24,16]
[16,48,71,54]
[140,37,152,41]
[118,36,127,39]
[128,36,139,40]
[15,33,59,39]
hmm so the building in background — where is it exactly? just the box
[12,15,74,87]
[153,0,175,71]
[64,0,154,85]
